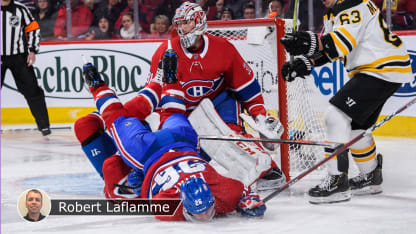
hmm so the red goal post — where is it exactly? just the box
[206,19,327,179]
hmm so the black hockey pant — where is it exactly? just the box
[1,54,50,131]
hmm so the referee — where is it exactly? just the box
[1,0,51,136]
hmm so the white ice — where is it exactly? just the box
[2,128,416,234]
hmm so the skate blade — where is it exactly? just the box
[351,185,382,196]
[308,190,351,204]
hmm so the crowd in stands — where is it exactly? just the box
[21,0,416,41]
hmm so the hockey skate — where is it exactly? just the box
[40,128,51,136]
[349,154,383,195]
[257,167,286,191]
[308,172,351,204]
[83,63,105,87]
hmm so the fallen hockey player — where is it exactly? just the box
[74,61,266,221]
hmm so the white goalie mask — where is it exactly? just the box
[173,2,207,48]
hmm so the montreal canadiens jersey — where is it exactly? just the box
[321,0,413,83]
[137,34,267,118]
[140,151,245,221]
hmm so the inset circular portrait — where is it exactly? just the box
[17,189,51,222]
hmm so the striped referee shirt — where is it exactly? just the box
[1,0,40,56]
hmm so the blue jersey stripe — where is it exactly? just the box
[139,89,158,109]
[96,95,117,111]
[233,80,261,102]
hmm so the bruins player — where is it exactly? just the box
[280,0,413,203]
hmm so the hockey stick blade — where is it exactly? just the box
[199,135,342,148]
[262,97,416,203]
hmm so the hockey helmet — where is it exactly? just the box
[180,177,215,222]
[173,1,207,48]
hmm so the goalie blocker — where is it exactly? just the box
[189,98,286,190]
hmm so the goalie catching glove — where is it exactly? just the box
[83,63,105,87]
[281,55,313,82]
[280,31,319,57]
[237,191,266,218]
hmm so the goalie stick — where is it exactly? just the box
[199,135,341,148]
[261,97,416,203]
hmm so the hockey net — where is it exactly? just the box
[206,19,328,179]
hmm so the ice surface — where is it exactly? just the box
[2,129,416,234]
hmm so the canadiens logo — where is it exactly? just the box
[182,77,223,102]
[393,50,416,97]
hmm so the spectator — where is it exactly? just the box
[16,0,36,13]
[152,0,182,24]
[215,0,224,19]
[220,7,234,20]
[114,0,153,33]
[85,14,116,40]
[224,0,246,19]
[200,0,217,20]
[83,0,95,11]
[93,0,123,28]
[265,0,284,18]
[374,0,416,30]
[33,0,58,41]
[142,0,163,10]
[118,11,146,39]
[148,14,171,39]
[242,1,255,19]
[54,0,93,39]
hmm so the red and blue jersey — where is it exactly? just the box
[125,34,267,122]
[141,150,244,221]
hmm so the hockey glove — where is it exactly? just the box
[256,115,284,151]
[162,49,178,84]
[83,63,105,87]
[281,55,313,82]
[127,169,144,195]
[280,31,319,57]
[237,192,266,218]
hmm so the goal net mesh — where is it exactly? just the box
[207,19,328,178]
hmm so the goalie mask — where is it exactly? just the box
[180,177,215,222]
[173,2,207,48]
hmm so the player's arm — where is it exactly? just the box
[280,7,364,81]
[22,6,40,66]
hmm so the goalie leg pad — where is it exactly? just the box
[189,99,273,187]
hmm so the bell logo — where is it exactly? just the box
[393,50,416,97]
